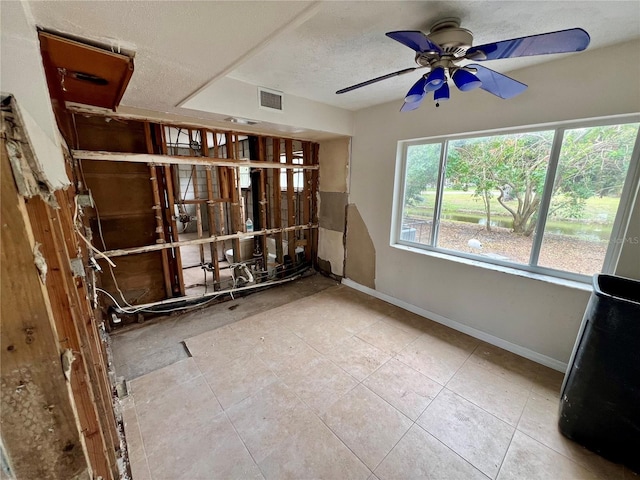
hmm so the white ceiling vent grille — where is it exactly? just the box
[258,87,283,112]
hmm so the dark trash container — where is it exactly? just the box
[559,274,640,473]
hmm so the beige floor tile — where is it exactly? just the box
[327,336,391,381]
[130,458,152,480]
[469,343,540,389]
[334,304,384,334]
[363,358,442,420]
[277,299,336,333]
[531,365,565,399]
[137,376,222,455]
[294,318,354,354]
[518,393,626,479]
[255,331,324,377]
[374,424,487,480]
[447,361,530,426]
[122,404,145,464]
[130,357,201,405]
[230,314,288,341]
[380,308,431,335]
[356,321,420,355]
[258,413,370,480]
[368,475,380,480]
[497,431,599,480]
[421,322,480,352]
[418,388,513,478]
[321,384,412,470]
[226,381,312,463]
[281,356,358,414]
[395,335,472,385]
[315,286,393,316]
[185,325,255,373]
[146,412,263,480]
[203,353,278,409]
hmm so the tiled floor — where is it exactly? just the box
[121,285,633,480]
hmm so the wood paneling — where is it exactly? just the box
[81,157,167,304]
[39,31,133,111]
[73,115,147,153]
[1,140,88,480]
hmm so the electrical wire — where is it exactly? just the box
[73,195,116,267]
[96,287,221,314]
[96,266,308,315]
[75,161,135,307]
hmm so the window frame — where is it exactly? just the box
[391,114,640,284]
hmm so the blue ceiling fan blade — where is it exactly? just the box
[400,91,429,112]
[400,99,422,112]
[386,31,442,53]
[336,67,419,94]
[467,64,528,99]
[466,28,590,61]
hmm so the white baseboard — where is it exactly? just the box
[341,278,568,373]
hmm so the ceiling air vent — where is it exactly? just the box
[258,87,283,112]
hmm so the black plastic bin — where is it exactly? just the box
[559,274,640,472]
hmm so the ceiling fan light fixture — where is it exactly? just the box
[425,66,445,91]
[404,76,428,103]
[434,82,450,107]
[452,69,482,91]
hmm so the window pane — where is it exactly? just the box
[438,132,554,264]
[400,143,441,245]
[537,123,639,275]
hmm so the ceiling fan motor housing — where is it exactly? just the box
[416,23,474,68]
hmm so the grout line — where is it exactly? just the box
[130,398,153,479]
[413,422,493,480]
[199,365,267,479]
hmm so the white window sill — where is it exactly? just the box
[392,242,594,293]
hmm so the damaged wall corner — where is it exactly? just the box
[317,227,345,277]
[1,1,70,188]
[344,203,375,289]
[317,137,350,278]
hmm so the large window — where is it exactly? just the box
[395,118,640,281]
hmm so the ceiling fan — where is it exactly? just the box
[336,19,590,111]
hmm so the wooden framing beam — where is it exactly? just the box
[102,224,318,258]
[272,138,284,263]
[144,123,173,297]
[311,143,320,266]
[66,103,314,143]
[191,164,205,264]
[158,126,185,296]
[285,139,296,262]
[54,188,121,476]
[1,141,89,480]
[302,141,312,262]
[72,150,319,170]
[226,132,242,263]
[201,129,221,289]
[256,136,268,268]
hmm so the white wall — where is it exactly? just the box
[1,1,68,187]
[348,40,640,365]
[182,76,354,137]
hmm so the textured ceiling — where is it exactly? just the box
[27,1,640,116]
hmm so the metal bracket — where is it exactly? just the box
[69,257,86,278]
[76,192,94,208]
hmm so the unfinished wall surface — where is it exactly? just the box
[348,40,640,367]
[1,141,88,480]
[344,204,375,289]
[317,137,350,277]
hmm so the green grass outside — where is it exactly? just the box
[404,190,620,241]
